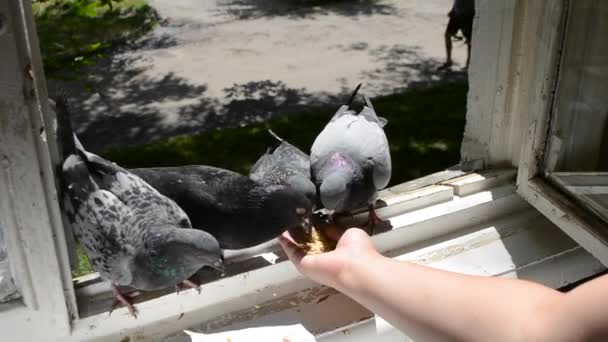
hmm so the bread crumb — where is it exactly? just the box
[297,226,336,254]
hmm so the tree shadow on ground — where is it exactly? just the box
[34,0,160,78]
[214,0,397,19]
[49,42,466,165]
[49,54,216,152]
[361,44,467,94]
[49,56,345,152]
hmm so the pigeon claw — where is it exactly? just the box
[178,279,202,294]
[110,285,139,319]
[365,204,384,235]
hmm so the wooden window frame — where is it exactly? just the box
[0,0,75,339]
[515,0,608,266]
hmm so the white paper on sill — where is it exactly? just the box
[185,324,316,341]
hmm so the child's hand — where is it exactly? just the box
[279,228,379,289]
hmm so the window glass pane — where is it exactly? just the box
[0,224,19,303]
[546,1,608,222]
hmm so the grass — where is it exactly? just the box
[106,82,469,186]
[73,245,95,277]
[33,0,159,78]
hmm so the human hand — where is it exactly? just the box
[279,228,380,290]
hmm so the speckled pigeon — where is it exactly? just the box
[130,165,313,249]
[53,97,223,318]
[310,84,392,230]
[250,129,317,209]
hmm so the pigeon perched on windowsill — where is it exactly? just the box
[250,129,317,208]
[310,84,392,232]
[130,165,313,250]
[53,97,223,318]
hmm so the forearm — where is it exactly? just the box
[334,253,571,342]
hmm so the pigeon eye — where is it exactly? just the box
[296,207,306,215]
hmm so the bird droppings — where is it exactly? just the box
[178,313,185,320]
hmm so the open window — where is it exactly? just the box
[516,0,608,265]
[1,0,607,341]
[543,0,608,222]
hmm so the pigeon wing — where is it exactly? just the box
[73,188,138,286]
[249,150,274,183]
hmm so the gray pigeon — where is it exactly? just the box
[250,129,317,207]
[130,165,313,249]
[310,84,392,230]
[54,97,223,318]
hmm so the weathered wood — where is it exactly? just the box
[515,0,608,267]
[461,0,521,167]
[522,178,608,266]
[441,168,517,197]
[0,0,74,338]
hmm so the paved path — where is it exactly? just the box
[52,0,467,152]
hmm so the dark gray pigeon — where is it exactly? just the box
[310,84,392,230]
[250,129,317,207]
[54,97,223,318]
[130,165,313,249]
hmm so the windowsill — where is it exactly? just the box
[53,167,603,341]
[162,169,603,342]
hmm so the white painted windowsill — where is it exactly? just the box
[43,168,601,342]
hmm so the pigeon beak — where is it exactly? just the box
[213,260,225,275]
[300,217,312,235]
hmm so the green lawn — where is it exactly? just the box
[106,82,468,186]
[33,0,158,79]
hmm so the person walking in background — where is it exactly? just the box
[439,0,475,71]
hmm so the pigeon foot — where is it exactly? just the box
[110,285,139,318]
[365,204,385,235]
[176,279,202,295]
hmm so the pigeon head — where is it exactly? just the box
[258,185,313,234]
[319,171,351,211]
[172,228,224,273]
[318,153,360,212]
[285,175,317,207]
[136,227,224,286]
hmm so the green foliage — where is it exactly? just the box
[32,0,158,78]
[73,244,95,277]
[106,82,468,185]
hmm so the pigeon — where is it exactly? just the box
[249,129,317,206]
[310,84,392,230]
[130,165,313,250]
[53,97,223,318]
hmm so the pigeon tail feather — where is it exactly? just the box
[53,94,79,160]
[360,93,388,127]
[267,129,284,143]
[62,155,96,202]
[347,83,363,107]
